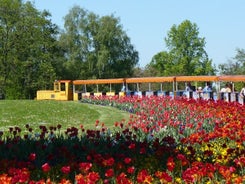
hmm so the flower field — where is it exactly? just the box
[0,96,245,183]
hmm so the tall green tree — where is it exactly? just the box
[59,6,139,80]
[218,48,245,75]
[150,20,215,76]
[0,0,60,99]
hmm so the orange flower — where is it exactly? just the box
[75,174,86,184]
[75,172,100,184]
[137,169,153,183]
[59,178,72,184]
[116,172,133,184]
[0,174,12,184]
[155,171,172,183]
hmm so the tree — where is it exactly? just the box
[150,20,215,76]
[218,48,245,75]
[0,0,60,99]
[59,6,139,80]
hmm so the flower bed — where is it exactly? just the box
[0,96,244,183]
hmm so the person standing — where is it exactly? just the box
[184,82,194,98]
[240,83,245,98]
[202,82,213,100]
[203,82,212,93]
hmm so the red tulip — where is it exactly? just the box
[124,157,132,164]
[61,166,71,174]
[28,153,36,161]
[41,163,50,172]
[105,168,114,178]
[167,157,175,172]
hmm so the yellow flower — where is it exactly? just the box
[196,157,201,162]
[175,177,182,184]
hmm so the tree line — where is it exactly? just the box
[0,0,244,99]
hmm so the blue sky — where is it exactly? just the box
[31,0,245,68]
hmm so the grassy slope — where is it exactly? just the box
[0,100,130,132]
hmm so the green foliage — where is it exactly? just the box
[218,48,245,75]
[59,6,139,81]
[0,0,62,99]
[218,48,245,90]
[0,2,138,99]
[150,20,216,76]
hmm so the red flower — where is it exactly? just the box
[75,174,86,184]
[140,147,146,154]
[59,178,72,184]
[8,168,30,183]
[87,171,100,183]
[116,172,133,184]
[105,168,114,178]
[79,162,92,173]
[234,156,245,167]
[28,153,36,161]
[177,153,188,166]
[114,122,119,127]
[167,157,175,172]
[155,171,172,183]
[103,157,115,167]
[61,165,71,174]
[128,143,136,149]
[127,166,135,174]
[41,163,50,172]
[95,120,100,126]
[124,157,132,164]
[137,169,153,183]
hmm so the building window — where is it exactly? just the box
[61,83,66,91]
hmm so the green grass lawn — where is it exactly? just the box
[0,100,130,133]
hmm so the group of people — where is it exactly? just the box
[220,82,233,93]
[184,82,213,99]
[184,82,245,101]
[220,82,245,100]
